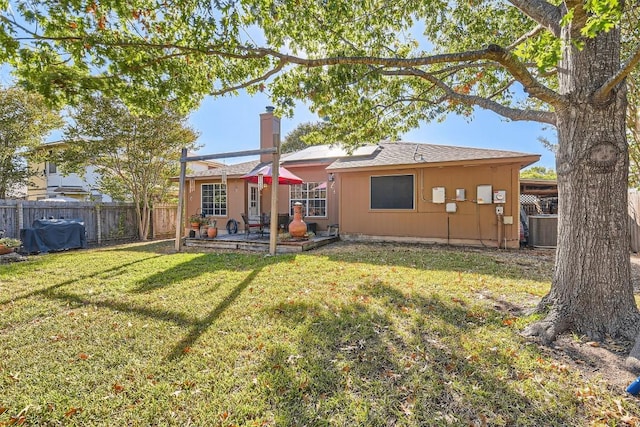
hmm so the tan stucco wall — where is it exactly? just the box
[184,164,339,234]
[337,163,522,248]
[184,162,523,247]
[184,178,247,233]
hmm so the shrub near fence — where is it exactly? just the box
[0,200,177,245]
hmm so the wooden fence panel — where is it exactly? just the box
[0,200,174,245]
[0,201,19,238]
[99,203,138,243]
[629,190,640,253]
[152,204,177,239]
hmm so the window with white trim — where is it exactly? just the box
[202,183,227,216]
[289,182,327,217]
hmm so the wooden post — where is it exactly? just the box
[17,201,23,236]
[269,134,280,256]
[175,148,187,252]
[96,204,102,245]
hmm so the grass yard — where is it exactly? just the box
[1,241,639,426]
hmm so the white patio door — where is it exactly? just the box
[248,184,260,219]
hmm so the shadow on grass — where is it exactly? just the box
[104,240,177,254]
[5,250,276,362]
[0,254,164,306]
[255,281,575,426]
[132,251,266,294]
[166,267,261,360]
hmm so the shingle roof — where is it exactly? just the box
[326,141,539,170]
[186,159,262,178]
[182,141,539,178]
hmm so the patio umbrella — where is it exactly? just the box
[241,164,303,185]
[313,182,327,190]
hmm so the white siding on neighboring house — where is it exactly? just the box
[44,163,112,202]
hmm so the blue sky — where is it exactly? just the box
[189,91,557,169]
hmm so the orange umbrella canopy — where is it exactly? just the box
[241,164,303,185]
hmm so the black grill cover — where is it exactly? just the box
[20,219,87,254]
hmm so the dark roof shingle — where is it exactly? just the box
[326,141,539,170]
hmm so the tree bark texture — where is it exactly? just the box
[531,24,640,343]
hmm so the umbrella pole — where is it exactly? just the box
[269,135,280,256]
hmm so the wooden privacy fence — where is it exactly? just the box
[0,200,177,245]
[629,190,640,253]
[151,203,179,239]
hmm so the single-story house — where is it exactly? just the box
[181,108,540,249]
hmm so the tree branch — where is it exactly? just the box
[209,60,286,96]
[381,68,557,125]
[506,24,545,51]
[593,44,640,103]
[507,0,562,37]
[256,45,563,106]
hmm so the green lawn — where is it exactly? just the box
[1,241,638,426]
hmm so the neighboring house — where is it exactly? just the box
[28,142,221,202]
[28,149,109,201]
[181,108,540,249]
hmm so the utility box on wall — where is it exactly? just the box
[493,190,506,204]
[432,187,445,204]
[476,185,492,204]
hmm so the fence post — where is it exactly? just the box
[96,204,102,245]
[151,205,156,240]
[17,201,24,236]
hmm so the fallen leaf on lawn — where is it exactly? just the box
[586,341,600,347]
[112,383,124,393]
[220,411,229,421]
[78,353,89,360]
[0,406,6,415]
[182,347,191,354]
[502,318,516,326]
[64,407,81,417]
[9,415,26,425]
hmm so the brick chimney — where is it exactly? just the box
[260,106,280,163]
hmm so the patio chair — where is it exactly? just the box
[241,213,263,238]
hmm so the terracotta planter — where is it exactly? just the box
[190,222,200,230]
[0,245,14,255]
[207,227,218,238]
[288,202,307,238]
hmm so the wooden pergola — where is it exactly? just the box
[174,137,282,255]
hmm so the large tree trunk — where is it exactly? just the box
[525,20,640,348]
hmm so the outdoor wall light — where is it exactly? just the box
[328,173,335,182]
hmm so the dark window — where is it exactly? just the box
[370,175,414,209]
[48,162,57,174]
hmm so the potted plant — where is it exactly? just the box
[207,218,218,238]
[189,215,203,229]
[0,237,21,255]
